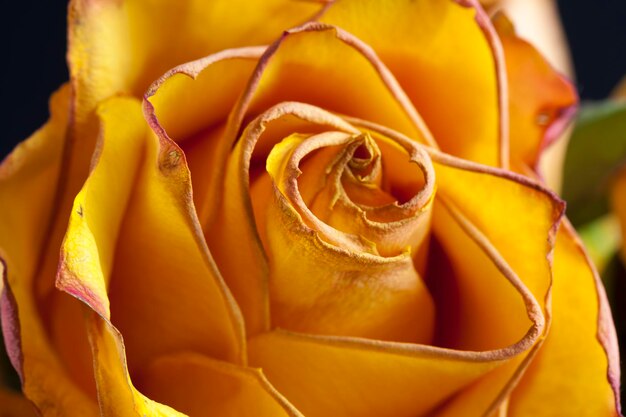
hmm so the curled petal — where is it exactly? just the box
[262,128,435,343]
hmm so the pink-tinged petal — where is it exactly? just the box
[1,261,23,383]
[0,84,99,414]
[492,13,578,172]
[57,95,245,379]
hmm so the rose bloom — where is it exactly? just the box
[0,1,621,416]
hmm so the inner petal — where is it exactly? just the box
[250,129,436,344]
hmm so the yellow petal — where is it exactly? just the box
[0,84,68,285]
[135,352,303,417]
[57,96,245,379]
[508,222,621,416]
[320,0,506,166]
[86,313,186,417]
[424,154,561,416]
[249,330,511,417]
[217,102,361,335]
[67,0,324,123]
[144,48,262,229]
[0,85,99,415]
[263,129,435,343]
[229,23,432,144]
[347,119,563,415]
[493,13,578,170]
[87,313,304,417]
[613,167,626,263]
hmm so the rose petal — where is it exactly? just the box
[67,0,325,122]
[144,48,263,230]
[320,0,505,166]
[0,85,99,414]
[249,327,521,417]
[508,222,622,417]
[135,352,304,417]
[218,103,360,334]
[86,314,186,416]
[493,13,578,171]
[339,118,564,414]
[57,96,246,381]
[229,23,431,143]
[262,129,435,343]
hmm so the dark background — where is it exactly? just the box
[2,1,626,158]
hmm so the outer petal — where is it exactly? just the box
[346,119,563,415]
[144,48,263,232]
[86,313,305,417]
[244,113,566,417]
[0,85,99,414]
[54,95,301,415]
[493,13,578,170]
[145,23,436,334]
[67,0,325,122]
[58,95,245,369]
[320,0,506,166]
[508,222,622,417]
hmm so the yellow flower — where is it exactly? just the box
[0,1,620,416]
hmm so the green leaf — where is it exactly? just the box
[577,214,622,274]
[562,100,626,226]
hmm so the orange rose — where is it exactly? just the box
[0,1,620,416]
